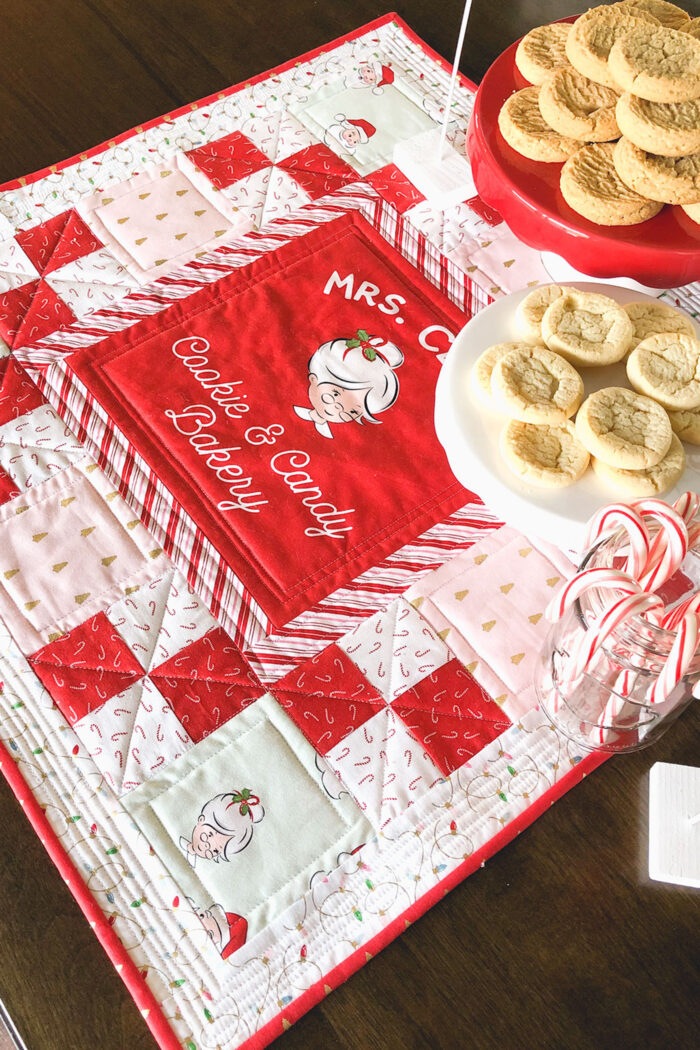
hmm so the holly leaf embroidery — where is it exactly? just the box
[345,338,361,349]
[231,787,253,812]
[362,346,377,361]
[357,329,369,341]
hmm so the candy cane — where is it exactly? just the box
[549,497,700,742]
[641,541,685,594]
[633,500,688,592]
[566,591,663,683]
[661,592,700,631]
[584,504,650,579]
[545,567,641,623]
[650,610,700,705]
[674,491,700,527]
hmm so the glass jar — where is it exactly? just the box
[536,527,700,753]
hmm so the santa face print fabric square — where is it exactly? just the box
[290,74,436,176]
[66,210,469,629]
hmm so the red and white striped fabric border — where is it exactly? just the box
[15,187,498,682]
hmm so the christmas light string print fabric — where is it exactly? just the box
[0,14,614,1050]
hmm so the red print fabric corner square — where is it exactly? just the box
[16,210,102,275]
[149,626,263,741]
[0,279,76,351]
[29,612,145,724]
[392,659,511,775]
[15,213,71,274]
[365,164,426,214]
[0,357,45,425]
[273,643,384,754]
[278,144,358,199]
[43,211,103,274]
[186,131,271,189]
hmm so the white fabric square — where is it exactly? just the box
[219,165,311,229]
[239,112,316,164]
[73,677,192,795]
[260,167,312,224]
[45,247,139,318]
[338,597,450,703]
[106,567,218,672]
[325,707,441,830]
[0,405,85,493]
[219,167,272,229]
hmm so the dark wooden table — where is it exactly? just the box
[1,2,700,1048]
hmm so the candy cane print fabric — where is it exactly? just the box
[337,597,451,702]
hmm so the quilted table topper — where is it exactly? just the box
[0,14,615,1050]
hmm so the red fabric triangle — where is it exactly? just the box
[16,212,71,273]
[29,612,144,724]
[0,357,45,425]
[150,627,263,741]
[278,143,357,199]
[365,164,426,214]
[44,210,103,274]
[12,279,76,349]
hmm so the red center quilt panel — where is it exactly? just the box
[68,211,469,627]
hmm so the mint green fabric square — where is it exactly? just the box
[123,693,371,942]
[290,79,435,176]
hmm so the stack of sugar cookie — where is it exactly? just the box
[471,283,699,495]
[502,0,700,226]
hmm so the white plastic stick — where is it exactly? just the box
[438,0,474,159]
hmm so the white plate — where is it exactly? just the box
[435,282,700,553]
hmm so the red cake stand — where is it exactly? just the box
[466,18,700,289]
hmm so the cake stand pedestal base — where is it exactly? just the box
[540,251,662,295]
